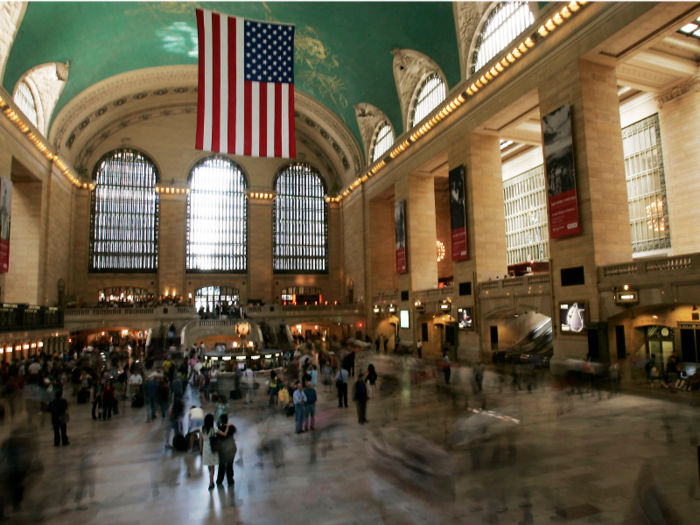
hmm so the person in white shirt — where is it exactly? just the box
[128,372,143,397]
[416,340,423,358]
[293,383,307,434]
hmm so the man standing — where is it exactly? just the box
[128,370,142,398]
[144,375,158,422]
[303,381,317,432]
[49,391,69,447]
[416,339,423,359]
[383,335,388,354]
[336,367,349,408]
[293,383,307,434]
[354,370,369,425]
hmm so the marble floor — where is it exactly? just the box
[1,354,699,525]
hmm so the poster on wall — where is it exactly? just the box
[542,103,581,239]
[457,307,473,330]
[395,199,407,274]
[0,177,12,273]
[560,302,587,334]
[449,165,468,261]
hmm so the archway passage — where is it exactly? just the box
[194,286,240,314]
[281,286,322,305]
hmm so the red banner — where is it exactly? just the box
[549,188,581,239]
[0,177,12,272]
[395,199,407,274]
[451,227,468,261]
[449,166,468,261]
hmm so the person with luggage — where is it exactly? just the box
[49,390,70,446]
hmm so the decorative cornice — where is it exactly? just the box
[391,48,447,133]
[657,76,700,107]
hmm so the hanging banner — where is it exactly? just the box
[0,177,11,272]
[449,165,468,261]
[542,103,580,239]
[395,199,407,274]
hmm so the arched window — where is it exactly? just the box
[14,80,38,127]
[273,163,328,273]
[187,156,247,272]
[409,73,446,128]
[472,1,534,75]
[371,122,394,162]
[195,286,240,313]
[90,149,159,272]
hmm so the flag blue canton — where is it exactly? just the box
[244,20,295,84]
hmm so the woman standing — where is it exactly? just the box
[216,414,237,486]
[199,414,230,490]
[367,364,378,399]
[101,379,116,420]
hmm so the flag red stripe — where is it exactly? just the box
[228,16,236,154]
[274,83,282,158]
[211,13,221,152]
[244,81,252,156]
[288,85,296,158]
[259,82,268,157]
[195,9,205,151]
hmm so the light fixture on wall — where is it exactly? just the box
[436,240,446,262]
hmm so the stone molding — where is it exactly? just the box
[353,102,394,165]
[17,62,69,137]
[391,48,447,133]
[50,65,364,185]
[0,1,26,84]
[454,1,490,81]
[657,76,700,107]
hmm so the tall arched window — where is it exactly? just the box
[14,80,38,127]
[273,163,328,273]
[90,149,159,272]
[472,1,534,75]
[409,73,446,128]
[371,122,395,162]
[187,156,247,272]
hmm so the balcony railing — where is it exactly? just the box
[479,274,550,295]
[599,254,696,282]
[0,304,64,333]
[65,305,197,319]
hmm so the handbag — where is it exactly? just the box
[210,429,221,453]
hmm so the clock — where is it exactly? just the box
[661,327,669,337]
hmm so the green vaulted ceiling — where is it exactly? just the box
[4,1,461,147]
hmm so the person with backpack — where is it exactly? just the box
[49,390,69,446]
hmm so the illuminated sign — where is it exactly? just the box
[457,307,473,330]
[560,302,587,334]
[400,310,410,329]
[615,291,638,305]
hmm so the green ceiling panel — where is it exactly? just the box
[4,2,460,146]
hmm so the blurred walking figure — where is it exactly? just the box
[49,390,70,446]
[336,367,349,408]
[91,377,103,420]
[74,449,97,510]
[0,426,40,518]
[354,370,369,424]
[367,364,378,399]
[243,365,255,404]
[609,361,620,397]
[144,374,158,422]
[303,381,317,431]
[293,383,307,434]
[472,360,484,394]
[102,379,116,420]
[443,353,451,385]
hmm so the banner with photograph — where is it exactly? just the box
[395,199,407,274]
[542,103,580,239]
[449,165,468,261]
[0,177,11,272]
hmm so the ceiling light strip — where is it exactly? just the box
[334,1,587,202]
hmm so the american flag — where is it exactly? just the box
[195,9,296,158]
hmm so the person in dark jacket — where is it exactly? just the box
[303,381,318,431]
[49,390,69,446]
[353,370,369,425]
[216,414,237,486]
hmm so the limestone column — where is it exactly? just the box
[538,59,632,362]
[248,198,273,303]
[448,133,508,362]
[658,83,700,255]
[394,174,438,346]
[158,193,187,298]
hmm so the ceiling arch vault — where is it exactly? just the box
[50,65,362,190]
